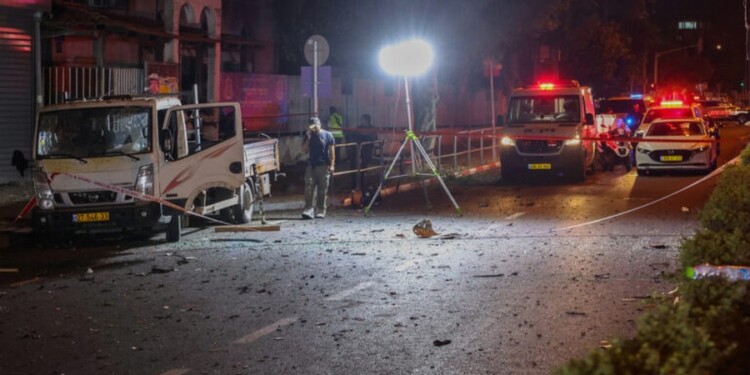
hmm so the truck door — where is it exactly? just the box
[157,103,245,208]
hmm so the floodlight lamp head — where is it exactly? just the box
[379,39,434,76]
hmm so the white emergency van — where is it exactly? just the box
[499,81,597,182]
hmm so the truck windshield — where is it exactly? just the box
[37,106,152,159]
[507,95,580,124]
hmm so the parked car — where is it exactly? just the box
[635,118,718,175]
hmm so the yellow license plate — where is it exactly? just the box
[660,155,683,162]
[73,212,110,223]
[528,163,552,170]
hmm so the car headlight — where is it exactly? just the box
[637,147,651,154]
[500,136,515,146]
[692,145,710,153]
[32,168,54,210]
[135,164,154,196]
[564,136,581,146]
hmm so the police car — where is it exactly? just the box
[635,118,718,175]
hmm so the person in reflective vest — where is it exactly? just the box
[327,106,345,163]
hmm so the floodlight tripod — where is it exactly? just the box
[364,77,462,216]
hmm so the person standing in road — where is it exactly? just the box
[302,117,336,219]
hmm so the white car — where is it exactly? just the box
[635,118,718,175]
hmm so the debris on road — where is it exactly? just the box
[214,224,281,233]
[439,233,461,240]
[650,244,668,249]
[433,339,452,347]
[565,311,587,316]
[151,266,175,274]
[599,340,612,349]
[472,274,505,278]
[86,268,94,274]
[413,219,438,238]
[681,206,690,213]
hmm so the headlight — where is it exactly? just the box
[637,147,651,154]
[135,164,154,196]
[692,145,710,153]
[32,168,54,210]
[500,136,515,146]
[564,136,581,146]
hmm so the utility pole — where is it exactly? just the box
[744,0,749,98]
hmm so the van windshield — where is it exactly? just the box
[507,95,580,124]
[37,106,152,159]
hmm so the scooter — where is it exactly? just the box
[597,127,634,172]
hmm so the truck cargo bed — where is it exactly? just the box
[243,138,279,176]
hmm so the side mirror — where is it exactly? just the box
[585,113,595,126]
[635,131,645,138]
[160,128,174,153]
[496,115,504,126]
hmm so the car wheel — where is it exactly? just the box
[166,214,182,242]
[637,168,647,176]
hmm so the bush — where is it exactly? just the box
[556,145,750,375]
[696,164,750,235]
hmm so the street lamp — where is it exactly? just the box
[364,39,461,215]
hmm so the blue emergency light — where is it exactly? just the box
[630,94,643,99]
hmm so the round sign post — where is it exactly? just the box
[305,35,329,116]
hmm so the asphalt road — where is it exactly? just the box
[1,124,748,375]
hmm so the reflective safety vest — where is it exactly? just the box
[328,113,344,140]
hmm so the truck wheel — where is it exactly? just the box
[232,182,254,224]
[166,214,182,242]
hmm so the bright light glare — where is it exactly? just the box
[379,39,434,76]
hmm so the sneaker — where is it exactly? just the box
[301,212,314,220]
[314,213,326,219]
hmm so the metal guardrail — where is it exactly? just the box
[332,127,500,189]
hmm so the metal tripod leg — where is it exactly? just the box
[363,134,412,216]
[411,136,462,215]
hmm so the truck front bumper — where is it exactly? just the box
[33,203,167,235]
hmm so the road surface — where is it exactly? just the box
[0,124,747,375]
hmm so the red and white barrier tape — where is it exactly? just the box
[7,172,232,229]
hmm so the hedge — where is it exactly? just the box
[556,145,750,375]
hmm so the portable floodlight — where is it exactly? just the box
[365,39,461,216]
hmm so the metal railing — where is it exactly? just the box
[332,127,500,190]
[43,66,145,105]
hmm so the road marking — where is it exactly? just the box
[324,282,375,301]
[158,369,191,375]
[505,212,526,220]
[394,260,418,272]
[233,316,298,345]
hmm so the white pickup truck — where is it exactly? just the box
[27,96,279,242]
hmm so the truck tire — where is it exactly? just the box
[166,214,181,242]
[232,182,254,224]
